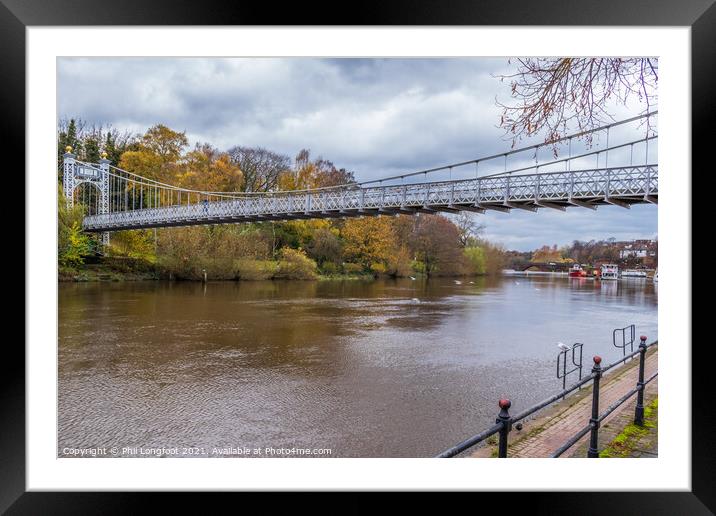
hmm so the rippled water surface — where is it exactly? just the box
[58,275,657,457]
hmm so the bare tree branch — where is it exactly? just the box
[495,58,658,151]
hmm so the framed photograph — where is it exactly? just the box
[8,0,707,510]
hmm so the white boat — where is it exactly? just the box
[600,264,619,280]
[621,269,647,278]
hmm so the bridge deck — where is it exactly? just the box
[82,165,657,232]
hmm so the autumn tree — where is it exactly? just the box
[306,226,343,268]
[119,124,188,183]
[138,124,188,163]
[531,245,565,263]
[179,144,244,192]
[341,216,396,273]
[411,214,464,275]
[277,149,355,191]
[497,58,658,147]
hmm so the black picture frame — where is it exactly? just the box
[6,0,707,511]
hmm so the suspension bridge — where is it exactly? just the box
[63,113,658,241]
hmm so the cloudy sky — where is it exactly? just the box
[57,57,657,250]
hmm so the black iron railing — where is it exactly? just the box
[437,335,657,458]
[613,324,636,363]
[557,342,584,391]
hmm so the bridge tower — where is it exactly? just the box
[62,146,110,246]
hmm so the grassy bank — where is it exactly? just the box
[58,256,493,283]
[599,398,658,458]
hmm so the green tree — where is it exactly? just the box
[464,246,487,275]
[83,132,101,163]
[108,230,156,260]
[57,118,81,180]
[58,186,92,268]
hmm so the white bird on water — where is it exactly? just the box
[557,342,571,351]
[409,276,416,280]
[454,280,462,285]
[411,298,420,304]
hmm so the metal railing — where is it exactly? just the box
[437,335,657,458]
[81,165,658,232]
[613,324,636,363]
[557,342,584,392]
[61,111,658,233]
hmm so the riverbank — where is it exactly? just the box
[59,263,160,282]
[58,263,374,282]
[58,257,491,283]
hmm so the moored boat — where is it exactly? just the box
[568,263,587,278]
[600,264,619,280]
[621,269,647,278]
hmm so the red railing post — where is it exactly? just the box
[496,399,512,458]
[634,335,648,426]
[587,356,603,458]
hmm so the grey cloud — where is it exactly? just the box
[58,57,657,251]
[477,204,657,250]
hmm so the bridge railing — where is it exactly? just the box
[436,337,657,458]
[67,110,658,231]
[81,164,657,230]
[84,165,658,230]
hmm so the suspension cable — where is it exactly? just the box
[76,111,657,203]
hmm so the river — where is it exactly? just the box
[58,275,657,457]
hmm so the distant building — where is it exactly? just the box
[618,239,657,260]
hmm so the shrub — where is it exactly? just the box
[107,230,156,261]
[342,262,364,274]
[320,261,340,275]
[102,256,155,273]
[411,260,426,275]
[58,186,92,268]
[59,221,93,268]
[369,262,387,275]
[275,248,318,280]
[236,259,279,280]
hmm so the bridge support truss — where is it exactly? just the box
[63,149,110,246]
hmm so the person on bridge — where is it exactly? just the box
[202,198,209,215]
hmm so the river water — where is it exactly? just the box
[58,275,657,458]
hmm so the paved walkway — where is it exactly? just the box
[473,347,657,458]
[578,385,658,458]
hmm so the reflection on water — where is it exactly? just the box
[58,275,657,457]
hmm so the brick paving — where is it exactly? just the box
[473,347,658,458]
